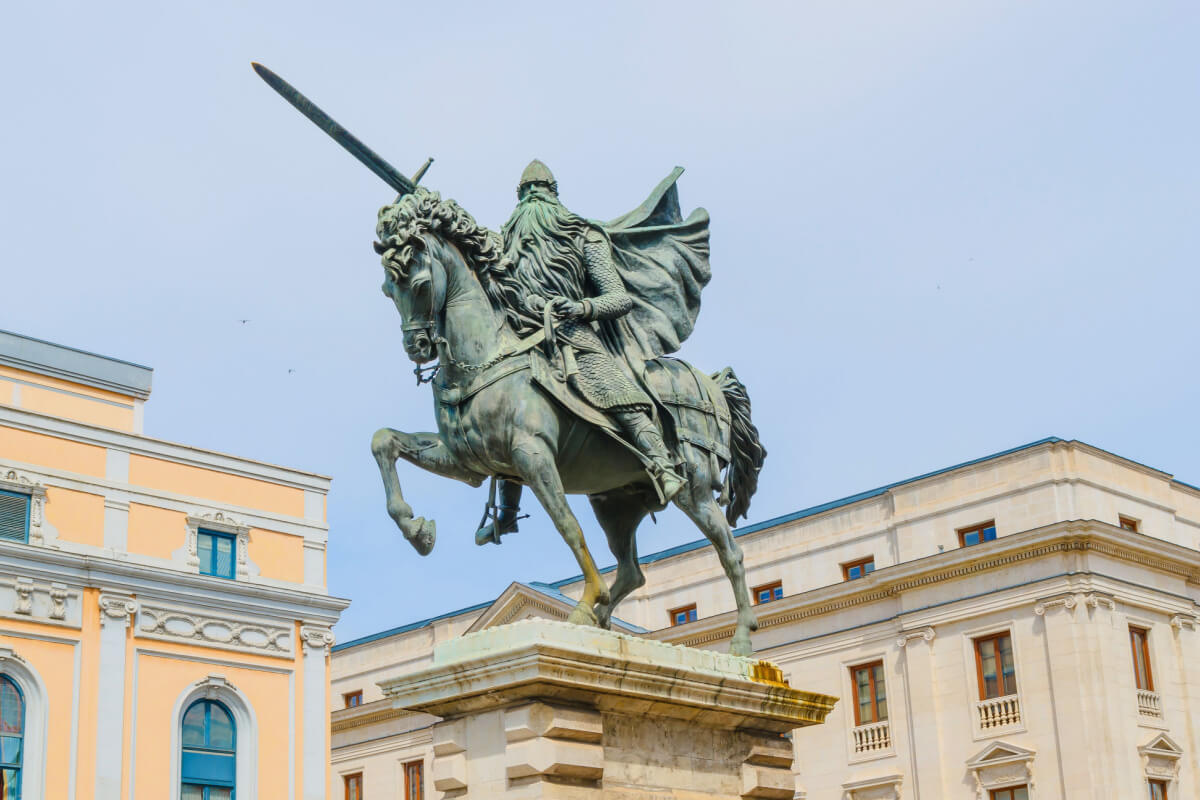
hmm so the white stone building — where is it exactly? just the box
[331,438,1200,800]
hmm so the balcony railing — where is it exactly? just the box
[851,720,892,754]
[1137,689,1163,719]
[977,694,1021,730]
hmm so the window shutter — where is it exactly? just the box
[0,491,29,543]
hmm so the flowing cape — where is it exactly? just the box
[592,167,711,364]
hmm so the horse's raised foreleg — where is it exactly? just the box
[589,491,647,629]
[512,438,610,626]
[674,480,758,657]
[371,428,484,556]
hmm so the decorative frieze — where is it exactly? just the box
[138,602,293,657]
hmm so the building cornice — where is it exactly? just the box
[0,538,349,621]
[651,520,1200,648]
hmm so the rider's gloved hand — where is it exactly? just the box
[549,296,586,320]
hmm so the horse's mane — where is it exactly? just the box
[375,189,533,331]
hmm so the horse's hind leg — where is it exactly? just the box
[589,491,648,629]
[674,471,758,657]
[512,438,610,626]
[371,428,483,555]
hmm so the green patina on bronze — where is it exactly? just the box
[254,64,768,655]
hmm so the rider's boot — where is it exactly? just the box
[614,411,686,503]
[474,480,524,546]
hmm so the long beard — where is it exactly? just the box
[500,193,590,303]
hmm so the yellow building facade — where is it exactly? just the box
[0,329,348,799]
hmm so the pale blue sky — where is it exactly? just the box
[1,2,1197,641]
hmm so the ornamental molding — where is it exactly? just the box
[138,602,293,658]
[1170,613,1197,632]
[98,592,138,627]
[0,646,27,666]
[182,511,254,578]
[194,674,234,700]
[300,624,335,654]
[896,626,936,648]
[841,773,902,800]
[0,467,49,547]
[6,576,72,624]
[1033,592,1077,617]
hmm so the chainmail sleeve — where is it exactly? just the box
[582,230,633,321]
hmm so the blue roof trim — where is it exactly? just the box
[332,599,494,651]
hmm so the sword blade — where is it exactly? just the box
[251,62,415,196]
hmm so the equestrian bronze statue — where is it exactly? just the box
[253,64,767,655]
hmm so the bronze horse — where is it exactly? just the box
[369,189,766,655]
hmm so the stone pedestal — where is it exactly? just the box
[379,620,837,799]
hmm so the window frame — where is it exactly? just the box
[343,690,363,708]
[974,631,1018,699]
[988,787,1029,800]
[181,698,237,797]
[0,488,31,544]
[751,581,783,605]
[403,759,424,800]
[1119,515,1141,532]
[958,521,998,548]
[1148,777,1168,800]
[197,528,238,580]
[0,673,24,798]
[668,604,698,627]
[344,771,363,800]
[842,557,876,581]
[1130,626,1154,692]
[848,660,887,726]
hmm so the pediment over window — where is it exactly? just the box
[967,741,1035,799]
[465,582,646,634]
[1139,733,1182,781]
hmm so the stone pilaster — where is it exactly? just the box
[381,620,836,800]
[95,592,137,800]
[895,626,942,800]
[300,624,335,800]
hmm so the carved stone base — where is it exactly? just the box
[380,620,837,799]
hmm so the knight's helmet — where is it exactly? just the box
[517,159,558,196]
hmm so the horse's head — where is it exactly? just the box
[374,188,504,365]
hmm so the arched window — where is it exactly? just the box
[0,675,24,799]
[180,699,236,799]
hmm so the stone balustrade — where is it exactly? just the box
[976,694,1021,730]
[1137,689,1163,719]
[851,719,892,754]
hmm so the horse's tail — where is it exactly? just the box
[712,367,766,526]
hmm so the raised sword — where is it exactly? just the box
[251,62,431,197]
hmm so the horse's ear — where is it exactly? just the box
[373,240,387,255]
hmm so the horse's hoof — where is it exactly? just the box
[594,605,613,630]
[407,518,436,556]
[566,602,599,627]
[730,633,754,658]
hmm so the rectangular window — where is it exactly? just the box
[1149,778,1168,800]
[752,581,783,605]
[1130,627,1154,691]
[404,760,423,800]
[197,529,236,579]
[989,787,1029,800]
[0,489,31,543]
[344,690,363,708]
[344,772,363,800]
[975,632,1018,699]
[842,557,876,581]
[959,521,997,547]
[669,604,698,626]
[1120,515,1140,532]
[850,661,887,725]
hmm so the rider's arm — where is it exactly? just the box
[581,228,632,321]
